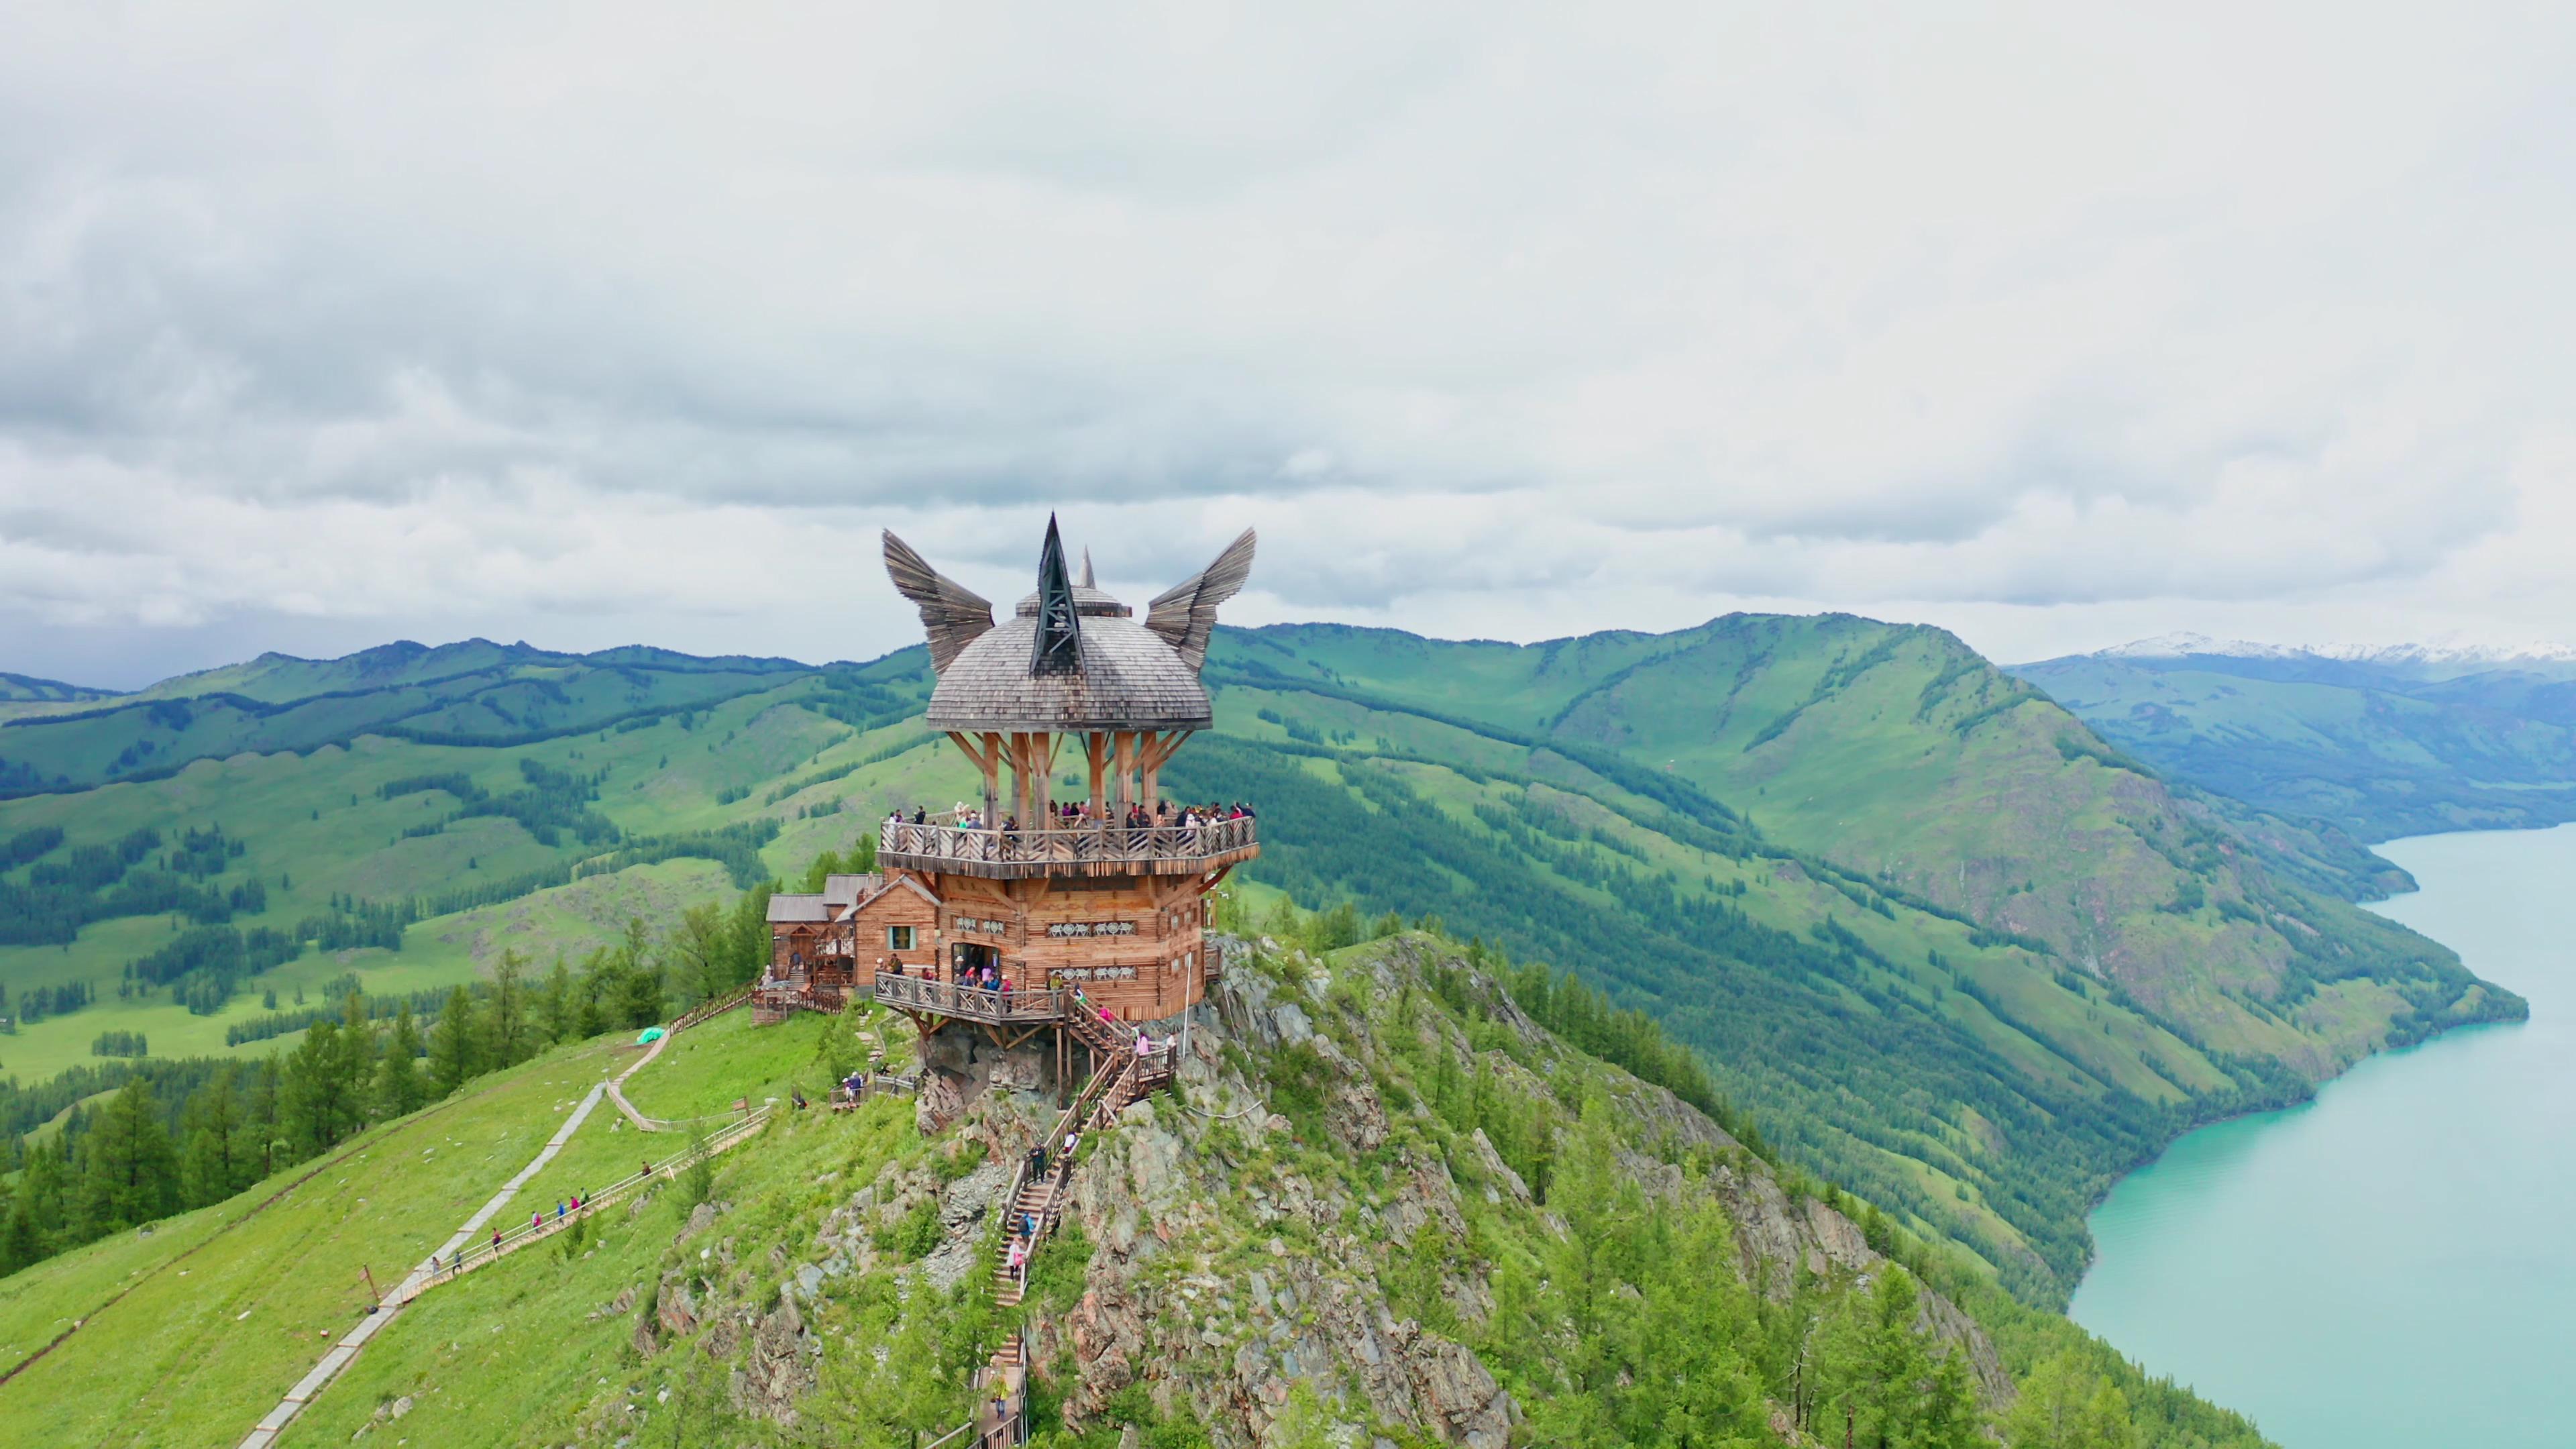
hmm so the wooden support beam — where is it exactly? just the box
[980,733,1005,822]
[1138,729,1188,814]
[1038,732,1063,824]
[1085,732,1109,823]
[1004,732,1026,830]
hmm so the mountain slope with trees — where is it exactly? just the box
[2012,641,2576,845]
[0,919,2275,1448]
[0,620,2513,1309]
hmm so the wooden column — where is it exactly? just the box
[1086,732,1109,823]
[1139,730,1187,816]
[1037,732,1061,825]
[1114,732,1137,817]
[981,732,1004,824]
[1010,733,1036,830]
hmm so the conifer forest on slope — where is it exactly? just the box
[0,618,2508,1311]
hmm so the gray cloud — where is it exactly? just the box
[3,1,2575,684]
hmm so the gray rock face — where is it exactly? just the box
[916,1069,969,1136]
[658,1281,700,1335]
[679,1201,719,1244]
[989,939,2017,1444]
[731,1290,814,1424]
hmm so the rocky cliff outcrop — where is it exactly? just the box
[987,934,2011,1442]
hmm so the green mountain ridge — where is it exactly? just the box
[2012,645,2576,843]
[0,614,2512,1313]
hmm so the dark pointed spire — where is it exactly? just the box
[1030,515,1083,677]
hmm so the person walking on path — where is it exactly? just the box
[556,1200,566,1224]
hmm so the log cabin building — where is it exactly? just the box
[753,517,1260,1067]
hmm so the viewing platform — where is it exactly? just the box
[877,815,1258,880]
[871,975,1072,1026]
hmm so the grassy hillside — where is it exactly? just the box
[0,642,935,1086]
[1209,619,2506,1065]
[2014,648,2576,843]
[0,926,2269,1447]
[1179,621,2513,1299]
[0,621,2514,1308]
[0,1034,636,1446]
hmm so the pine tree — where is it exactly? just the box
[180,1069,248,1208]
[283,1017,356,1155]
[374,1003,429,1119]
[9,1139,68,1262]
[428,985,481,1097]
[537,956,574,1044]
[76,1078,178,1236]
[330,993,376,1138]
[668,902,731,1004]
[801,849,842,894]
[2004,1350,2139,1449]
[488,950,531,1066]
[0,1185,42,1275]
[619,957,665,1030]
[246,1057,284,1180]
[726,884,775,989]
[572,943,610,1031]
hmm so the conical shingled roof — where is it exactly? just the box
[881,518,1253,735]
[924,611,1214,732]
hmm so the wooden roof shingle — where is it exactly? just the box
[885,519,1257,735]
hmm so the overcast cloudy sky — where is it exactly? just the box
[4,3,2574,688]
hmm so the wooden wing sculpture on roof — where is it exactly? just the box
[1144,527,1258,673]
[881,531,996,674]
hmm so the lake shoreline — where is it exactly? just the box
[2067,825,2576,1448]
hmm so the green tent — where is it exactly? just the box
[636,1026,667,1044]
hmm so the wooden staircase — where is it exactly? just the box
[950,1019,1183,1442]
[1059,994,1134,1055]
[992,1167,1063,1307]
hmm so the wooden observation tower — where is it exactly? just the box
[765,516,1258,1070]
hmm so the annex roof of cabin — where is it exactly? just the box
[883,515,1256,734]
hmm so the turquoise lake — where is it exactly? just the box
[2069,825,2576,1447]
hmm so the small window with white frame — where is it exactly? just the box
[888,925,916,951]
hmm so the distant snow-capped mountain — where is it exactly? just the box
[2094,633,2576,671]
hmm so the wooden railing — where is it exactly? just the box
[423,1105,772,1285]
[878,816,1256,877]
[872,977,1067,1024]
[672,984,755,1032]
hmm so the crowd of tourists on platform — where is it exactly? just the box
[883,798,1253,839]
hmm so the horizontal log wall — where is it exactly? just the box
[844,868,1216,1022]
